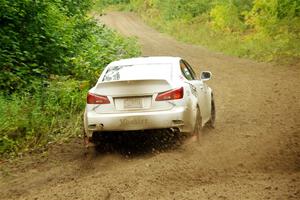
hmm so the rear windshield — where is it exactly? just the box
[102,63,172,82]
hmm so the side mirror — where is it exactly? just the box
[200,71,212,81]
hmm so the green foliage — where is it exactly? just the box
[101,0,299,63]
[0,0,139,92]
[1,0,73,91]
[94,0,130,12]
[210,3,245,32]
[244,0,300,60]
[246,0,299,32]
[0,0,140,156]
[127,0,213,20]
[69,21,140,81]
[0,78,88,155]
[158,0,212,20]
[59,0,93,16]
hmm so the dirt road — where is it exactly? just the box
[1,12,300,200]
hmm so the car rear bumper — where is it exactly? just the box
[84,106,191,137]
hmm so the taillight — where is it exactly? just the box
[155,87,184,101]
[87,93,110,104]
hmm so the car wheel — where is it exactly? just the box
[207,97,216,128]
[194,108,202,141]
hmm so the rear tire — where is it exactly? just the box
[206,97,216,128]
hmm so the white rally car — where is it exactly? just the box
[84,56,215,144]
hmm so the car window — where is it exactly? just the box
[183,60,197,79]
[180,60,195,80]
[103,63,172,82]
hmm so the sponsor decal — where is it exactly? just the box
[120,118,148,126]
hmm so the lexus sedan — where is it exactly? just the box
[83,56,215,144]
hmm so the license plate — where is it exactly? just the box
[124,98,142,109]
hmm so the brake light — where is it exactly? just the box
[155,87,184,101]
[87,93,110,104]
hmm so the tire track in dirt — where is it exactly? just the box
[1,11,299,200]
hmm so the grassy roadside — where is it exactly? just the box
[138,13,300,65]
[0,78,87,157]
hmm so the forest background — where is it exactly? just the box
[1,0,299,156]
[99,0,300,63]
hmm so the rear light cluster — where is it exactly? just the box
[155,87,184,101]
[87,93,110,104]
[87,87,183,104]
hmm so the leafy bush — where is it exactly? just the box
[245,0,300,61]
[0,0,140,156]
[0,0,139,92]
[0,78,87,155]
[210,3,245,32]
[94,0,130,12]
[1,0,74,91]
[69,21,140,81]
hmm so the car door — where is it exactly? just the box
[180,60,210,122]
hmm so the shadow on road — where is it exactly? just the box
[90,129,186,157]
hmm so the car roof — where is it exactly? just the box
[108,56,181,67]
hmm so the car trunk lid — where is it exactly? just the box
[92,79,174,113]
